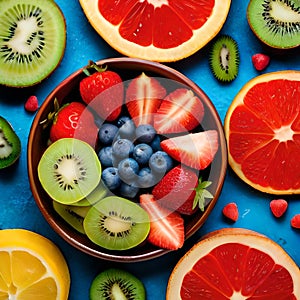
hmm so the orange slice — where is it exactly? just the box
[224,70,300,194]
[79,0,231,62]
[0,229,70,300]
[167,228,300,299]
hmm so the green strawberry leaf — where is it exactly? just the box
[192,177,214,212]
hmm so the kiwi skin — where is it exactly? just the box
[89,268,146,300]
[209,35,239,83]
[247,0,300,50]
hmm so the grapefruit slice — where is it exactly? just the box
[79,0,231,62]
[224,71,300,195]
[167,228,300,299]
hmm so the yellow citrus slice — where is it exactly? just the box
[167,228,300,299]
[224,70,300,194]
[0,229,70,300]
[79,0,231,62]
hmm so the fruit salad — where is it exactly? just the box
[37,62,220,252]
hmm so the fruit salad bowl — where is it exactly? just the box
[28,57,227,262]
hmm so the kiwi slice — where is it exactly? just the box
[209,35,239,83]
[73,181,109,207]
[89,268,146,300]
[247,0,300,49]
[53,201,91,234]
[38,138,101,204]
[0,116,21,169]
[83,196,150,251]
[0,0,66,87]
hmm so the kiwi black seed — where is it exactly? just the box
[209,35,239,83]
[89,268,146,300]
[0,116,21,169]
[0,0,66,87]
[247,0,300,49]
[83,196,150,251]
[53,201,91,234]
[38,138,101,205]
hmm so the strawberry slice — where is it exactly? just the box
[153,88,204,134]
[125,72,166,126]
[161,130,219,170]
[152,165,214,215]
[140,194,184,250]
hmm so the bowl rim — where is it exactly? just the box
[27,57,227,262]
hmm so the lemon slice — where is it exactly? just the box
[0,229,70,300]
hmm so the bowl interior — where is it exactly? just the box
[28,58,227,262]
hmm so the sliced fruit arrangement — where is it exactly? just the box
[224,70,300,194]
[0,229,70,300]
[0,117,21,169]
[89,268,146,300]
[0,0,66,87]
[166,228,300,299]
[79,0,231,62]
[247,0,300,49]
[36,63,221,252]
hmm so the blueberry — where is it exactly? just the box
[112,139,134,158]
[119,182,139,198]
[98,123,119,145]
[149,151,173,174]
[137,167,156,188]
[101,167,121,190]
[118,158,139,182]
[150,135,162,152]
[135,124,156,143]
[117,116,135,139]
[98,146,113,167]
[133,143,153,166]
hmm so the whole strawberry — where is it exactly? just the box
[152,165,213,215]
[79,61,124,121]
[252,53,270,71]
[49,101,98,147]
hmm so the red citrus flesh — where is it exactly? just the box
[167,228,300,299]
[79,0,231,62]
[224,71,300,194]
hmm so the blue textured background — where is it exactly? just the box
[0,1,299,299]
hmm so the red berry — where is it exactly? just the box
[291,214,300,229]
[270,199,288,218]
[252,53,270,71]
[25,96,39,112]
[222,202,239,222]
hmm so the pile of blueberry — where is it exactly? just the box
[97,116,174,198]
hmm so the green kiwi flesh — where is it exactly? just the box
[53,201,90,234]
[247,0,300,49]
[0,116,21,169]
[38,138,101,204]
[89,268,146,300]
[73,181,109,207]
[0,0,66,87]
[209,35,239,83]
[83,196,150,251]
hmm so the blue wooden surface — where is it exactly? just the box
[0,1,299,299]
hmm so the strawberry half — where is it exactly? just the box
[140,193,184,250]
[79,62,124,121]
[161,130,219,170]
[49,101,98,147]
[125,72,166,126]
[153,88,204,134]
[152,165,213,215]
